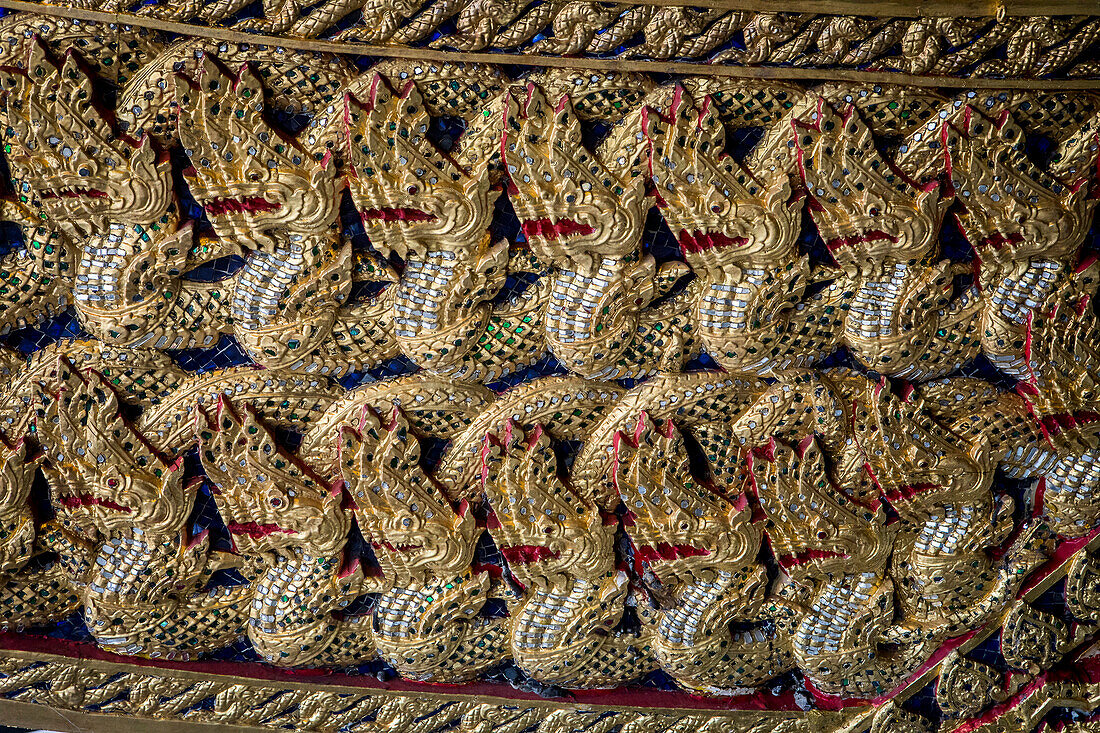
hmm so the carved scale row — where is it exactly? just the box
[0,20,1098,388]
[0,338,1096,703]
[0,12,1094,710]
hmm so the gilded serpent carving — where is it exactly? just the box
[0,17,1095,732]
[0,38,1096,391]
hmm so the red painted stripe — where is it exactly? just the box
[520,217,594,241]
[678,229,749,253]
[226,522,293,538]
[361,206,436,223]
[825,230,898,252]
[204,196,282,216]
[58,494,131,513]
[39,188,107,200]
[500,545,561,564]
[635,543,711,562]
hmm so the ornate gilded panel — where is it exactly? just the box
[0,0,1093,730]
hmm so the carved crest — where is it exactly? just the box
[503,83,648,272]
[0,40,171,236]
[37,359,193,538]
[612,412,759,585]
[197,394,350,557]
[645,85,801,273]
[342,74,500,258]
[174,56,341,250]
[481,420,615,587]
[337,404,477,583]
[794,95,948,269]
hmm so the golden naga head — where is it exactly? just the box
[0,416,40,573]
[0,39,171,235]
[480,420,615,588]
[645,85,802,274]
[197,394,350,558]
[503,83,648,273]
[174,56,341,251]
[840,375,994,516]
[36,359,193,538]
[612,412,758,586]
[337,404,476,584]
[342,74,500,258]
[750,435,892,580]
[943,104,1099,263]
[794,96,948,270]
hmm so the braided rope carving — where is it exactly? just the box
[6,1,1100,79]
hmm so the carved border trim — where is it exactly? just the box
[0,646,854,732]
[0,698,257,733]
[1,0,1099,86]
[0,647,1098,733]
[7,0,1100,19]
[0,530,1093,733]
[878,529,1100,709]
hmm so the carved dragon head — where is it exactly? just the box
[794,96,948,271]
[174,56,341,251]
[943,104,1098,265]
[751,435,892,580]
[503,83,648,273]
[0,412,39,573]
[36,359,193,538]
[645,86,802,276]
[197,394,350,558]
[342,74,500,259]
[0,39,171,236]
[841,374,995,515]
[612,412,759,585]
[480,420,615,588]
[337,404,477,584]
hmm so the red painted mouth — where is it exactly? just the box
[825,230,898,252]
[204,196,282,217]
[635,543,710,563]
[227,522,293,539]
[882,483,941,504]
[372,541,423,553]
[40,187,107,200]
[777,549,846,567]
[500,545,561,564]
[361,207,437,224]
[59,494,131,513]
[1039,411,1100,437]
[521,218,594,242]
[978,232,1025,249]
[678,230,748,254]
